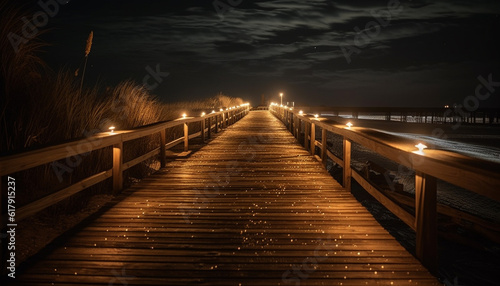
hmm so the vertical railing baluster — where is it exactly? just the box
[321,128,327,167]
[184,122,189,152]
[201,118,206,142]
[113,139,123,194]
[415,172,438,273]
[207,116,212,139]
[304,122,309,150]
[310,122,316,156]
[160,129,166,168]
[342,137,351,192]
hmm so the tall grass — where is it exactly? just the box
[0,2,243,218]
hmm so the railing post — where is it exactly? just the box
[223,112,226,128]
[289,113,294,133]
[296,118,301,140]
[415,172,438,273]
[113,140,123,194]
[342,137,351,192]
[207,116,212,138]
[215,114,219,133]
[321,128,327,167]
[160,129,166,168]
[304,122,309,149]
[310,122,316,156]
[183,122,189,152]
[201,118,206,142]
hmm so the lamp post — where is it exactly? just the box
[280,92,283,105]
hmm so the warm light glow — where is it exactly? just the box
[299,110,303,115]
[280,104,283,107]
[201,112,206,117]
[212,110,215,113]
[314,114,319,118]
[182,113,187,119]
[346,122,353,128]
[220,108,223,112]
[415,143,427,153]
[109,126,115,133]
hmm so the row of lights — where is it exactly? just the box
[184,103,251,118]
[108,103,250,134]
[271,103,428,154]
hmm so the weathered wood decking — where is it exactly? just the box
[16,111,439,285]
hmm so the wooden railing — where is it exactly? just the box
[0,104,250,223]
[270,104,500,271]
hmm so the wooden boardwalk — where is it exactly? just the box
[16,111,439,285]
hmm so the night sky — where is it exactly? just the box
[19,0,500,106]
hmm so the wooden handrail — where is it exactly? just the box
[271,105,500,272]
[0,104,250,223]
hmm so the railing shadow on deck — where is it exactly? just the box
[0,104,250,229]
[270,104,500,272]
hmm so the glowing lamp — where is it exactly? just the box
[220,108,223,112]
[201,112,206,117]
[299,110,303,115]
[182,113,187,119]
[346,122,353,129]
[415,143,427,153]
[212,110,215,114]
[108,126,115,133]
[314,114,319,118]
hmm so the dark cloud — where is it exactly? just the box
[18,0,499,106]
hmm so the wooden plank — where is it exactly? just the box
[327,149,344,167]
[183,122,189,152]
[164,137,184,150]
[123,148,160,171]
[0,134,120,176]
[17,169,112,221]
[352,170,416,230]
[16,111,438,285]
